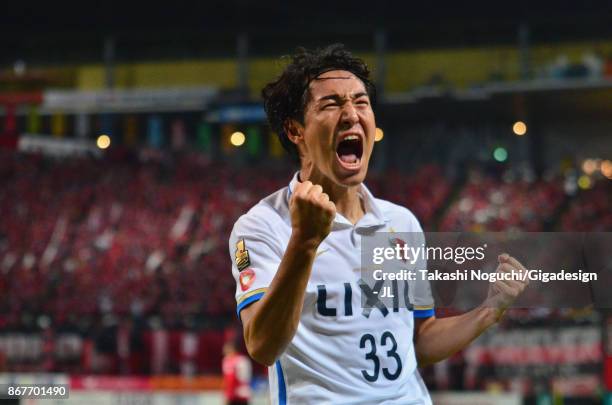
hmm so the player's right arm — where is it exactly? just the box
[239,181,335,366]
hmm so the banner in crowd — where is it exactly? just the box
[42,87,217,113]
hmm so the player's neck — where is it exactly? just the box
[298,169,365,225]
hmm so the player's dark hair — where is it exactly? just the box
[262,44,376,162]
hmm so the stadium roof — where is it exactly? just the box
[1,1,612,64]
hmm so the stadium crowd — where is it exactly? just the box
[440,168,566,232]
[0,150,609,374]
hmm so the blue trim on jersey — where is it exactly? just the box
[414,308,435,318]
[236,292,264,317]
[276,360,287,405]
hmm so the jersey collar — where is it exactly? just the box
[286,172,387,229]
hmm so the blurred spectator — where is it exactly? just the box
[561,179,612,231]
[440,167,565,231]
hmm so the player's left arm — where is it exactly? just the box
[413,254,529,367]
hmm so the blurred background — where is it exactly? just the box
[0,1,611,404]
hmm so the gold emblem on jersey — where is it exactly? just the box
[235,239,251,271]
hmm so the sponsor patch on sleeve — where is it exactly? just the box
[235,238,251,271]
[239,268,256,291]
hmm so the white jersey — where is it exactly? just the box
[229,173,435,405]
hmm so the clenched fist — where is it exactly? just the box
[289,181,336,246]
[485,253,529,320]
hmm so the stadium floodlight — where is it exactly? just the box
[513,121,527,136]
[375,128,384,142]
[582,159,597,175]
[493,147,508,162]
[230,132,246,147]
[601,160,612,179]
[577,175,592,189]
[96,134,111,149]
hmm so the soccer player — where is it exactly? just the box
[229,44,528,404]
[222,340,252,405]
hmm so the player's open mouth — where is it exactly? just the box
[336,134,363,170]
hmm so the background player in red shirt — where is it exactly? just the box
[222,340,252,405]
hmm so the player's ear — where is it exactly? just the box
[284,119,304,146]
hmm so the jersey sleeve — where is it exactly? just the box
[229,208,283,317]
[406,212,435,319]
